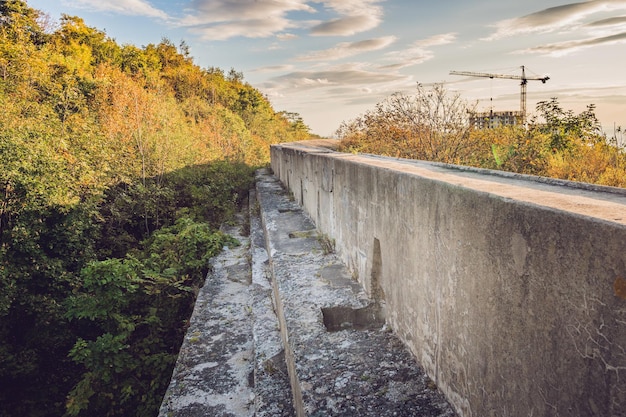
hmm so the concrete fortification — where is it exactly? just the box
[271,140,626,417]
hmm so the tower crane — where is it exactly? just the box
[449,66,549,124]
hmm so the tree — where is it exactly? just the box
[0,0,47,45]
[337,83,478,163]
[532,97,604,150]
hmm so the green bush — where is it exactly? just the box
[64,218,239,417]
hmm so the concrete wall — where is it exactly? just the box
[270,140,626,417]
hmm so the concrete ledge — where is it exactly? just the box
[249,189,294,417]
[158,203,293,417]
[157,217,255,417]
[271,140,626,417]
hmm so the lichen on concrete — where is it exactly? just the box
[158,207,292,417]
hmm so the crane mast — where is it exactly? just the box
[449,66,549,125]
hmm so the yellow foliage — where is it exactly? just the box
[545,143,626,187]
[339,106,626,188]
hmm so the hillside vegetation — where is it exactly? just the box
[0,1,311,416]
[337,84,626,187]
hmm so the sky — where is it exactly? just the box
[26,0,626,138]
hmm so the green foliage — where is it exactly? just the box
[64,219,238,417]
[0,1,304,416]
[162,161,255,226]
[142,217,239,280]
[96,161,253,258]
[532,97,604,151]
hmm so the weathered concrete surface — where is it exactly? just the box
[159,178,457,417]
[256,170,456,417]
[249,189,294,417]
[158,205,292,417]
[271,140,626,417]
[157,217,255,417]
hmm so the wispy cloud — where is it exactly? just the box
[68,0,387,40]
[182,0,315,23]
[296,36,396,61]
[253,64,296,73]
[310,14,380,36]
[187,19,296,40]
[277,33,299,41]
[66,0,169,19]
[267,67,407,90]
[587,15,626,27]
[484,0,626,40]
[585,14,626,37]
[516,31,626,56]
[179,0,315,40]
[174,0,385,40]
[382,33,456,69]
[414,32,457,47]
[309,0,385,36]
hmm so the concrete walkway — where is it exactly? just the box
[158,169,457,417]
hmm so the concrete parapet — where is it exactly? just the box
[271,140,626,417]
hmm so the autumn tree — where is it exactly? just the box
[337,83,478,163]
[529,98,625,186]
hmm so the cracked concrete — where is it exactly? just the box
[158,200,292,417]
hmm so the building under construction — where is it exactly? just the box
[450,66,549,129]
[469,110,524,129]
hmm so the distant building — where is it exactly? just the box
[469,110,523,129]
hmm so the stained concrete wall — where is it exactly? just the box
[270,140,626,417]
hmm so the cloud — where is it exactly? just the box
[67,0,169,19]
[382,33,456,69]
[253,64,296,73]
[587,15,626,27]
[310,0,384,36]
[314,0,382,15]
[259,64,413,129]
[310,14,380,36]
[264,66,409,91]
[178,0,315,40]
[296,36,396,61]
[183,0,314,23]
[379,55,432,70]
[188,18,296,40]
[484,0,626,40]
[584,15,626,36]
[413,33,457,47]
[277,33,299,41]
[85,0,386,40]
[516,31,626,56]
[175,0,385,40]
